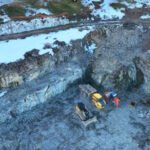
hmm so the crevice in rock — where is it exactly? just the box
[113,66,135,91]
[133,57,145,88]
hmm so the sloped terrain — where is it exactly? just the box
[0,23,149,150]
[0,1,150,149]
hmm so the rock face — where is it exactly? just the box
[0,49,55,88]
[0,72,23,88]
[0,24,149,150]
[91,25,150,93]
[0,40,86,89]
[0,62,84,123]
[0,24,150,124]
[0,38,90,123]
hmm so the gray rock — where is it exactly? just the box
[0,62,84,123]
[91,25,150,92]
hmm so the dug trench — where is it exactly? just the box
[0,24,150,150]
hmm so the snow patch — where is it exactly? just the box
[0,26,94,63]
[39,48,54,56]
[25,8,52,16]
[85,42,97,54]
[122,0,150,9]
[0,91,7,97]
[0,14,10,23]
[140,14,150,19]
[0,17,77,36]
[82,0,125,20]
[82,0,150,20]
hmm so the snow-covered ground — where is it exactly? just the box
[0,0,149,36]
[0,0,149,26]
[93,0,125,20]
[82,0,150,20]
[82,0,125,20]
[0,17,77,36]
[122,0,150,9]
[0,26,94,63]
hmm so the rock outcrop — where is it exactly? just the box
[0,39,86,89]
[0,24,150,124]
[0,37,91,123]
[0,49,55,88]
[0,62,84,123]
[0,72,23,88]
[91,25,150,94]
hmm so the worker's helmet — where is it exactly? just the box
[111,92,117,97]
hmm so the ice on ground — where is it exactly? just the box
[140,14,150,19]
[0,91,7,97]
[0,0,13,6]
[0,26,93,63]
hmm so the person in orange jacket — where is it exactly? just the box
[110,92,120,107]
[104,91,120,107]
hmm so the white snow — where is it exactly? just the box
[84,42,97,54]
[122,0,150,9]
[25,8,52,16]
[0,0,13,6]
[0,14,10,23]
[82,0,125,20]
[39,48,54,56]
[0,91,7,97]
[0,6,10,23]
[140,14,150,19]
[0,26,94,63]
[0,17,77,36]
[82,0,150,20]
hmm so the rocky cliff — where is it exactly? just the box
[90,24,150,94]
[0,23,150,150]
[0,24,149,123]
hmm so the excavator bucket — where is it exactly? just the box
[81,116,97,127]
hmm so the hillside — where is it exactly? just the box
[0,0,150,150]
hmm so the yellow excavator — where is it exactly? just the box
[79,84,106,109]
[91,92,106,109]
